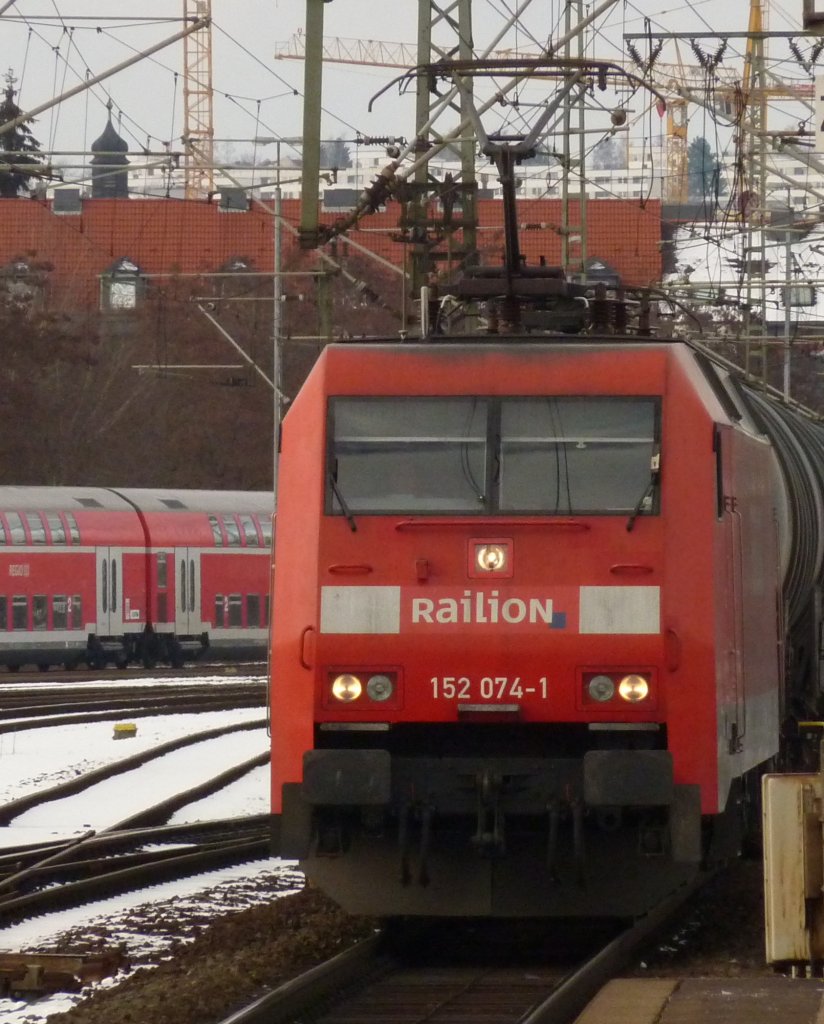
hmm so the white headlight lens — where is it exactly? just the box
[476,543,507,572]
[331,673,362,702]
[366,674,394,702]
[618,674,649,702]
[587,674,615,702]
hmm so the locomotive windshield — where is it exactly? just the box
[327,396,660,516]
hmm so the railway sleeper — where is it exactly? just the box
[0,951,128,997]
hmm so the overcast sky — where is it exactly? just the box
[0,1,811,169]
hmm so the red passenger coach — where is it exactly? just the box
[0,487,273,670]
[271,337,824,918]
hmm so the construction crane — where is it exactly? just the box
[182,0,214,199]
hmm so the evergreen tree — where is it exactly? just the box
[0,69,43,198]
[591,137,625,170]
[687,136,727,201]
[319,137,352,170]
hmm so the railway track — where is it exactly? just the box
[0,812,274,925]
[0,679,266,729]
[0,663,265,684]
[0,716,268,826]
[216,877,709,1024]
[0,716,273,923]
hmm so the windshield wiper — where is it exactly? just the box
[329,473,358,533]
[626,453,660,533]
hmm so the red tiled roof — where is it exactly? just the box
[0,195,661,308]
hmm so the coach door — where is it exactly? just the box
[716,425,745,753]
[96,548,124,635]
[175,549,201,635]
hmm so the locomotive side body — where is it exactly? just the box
[271,339,785,918]
[0,487,273,670]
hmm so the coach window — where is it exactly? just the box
[179,559,186,610]
[33,596,47,629]
[0,521,6,544]
[265,594,271,626]
[71,595,82,629]
[0,596,6,628]
[102,560,108,613]
[53,596,68,629]
[247,594,261,628]
[66,513,80,544]
[26,513,47,544]
[46,514,66,544]
[208,515,224,546]
[498,398,660,515]
[258,516,272,547]
[221,515,242,546]
[240,514,259,546]
[189,560,195,612]
[157,552,168,589]
[228,594,243,627]
[7,513,25,544]
[215,595,225,627]
[328,397,488,513]
[12,596,27,629]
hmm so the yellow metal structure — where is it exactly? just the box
[666,99,689,204]
[183,0,214,199]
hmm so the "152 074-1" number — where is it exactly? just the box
[430,676,549,700]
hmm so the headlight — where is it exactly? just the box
[366,674,394,702]
[331,673,362,702]
[587,674,615,702]
[618,674,649,702]
[475,543,508,573]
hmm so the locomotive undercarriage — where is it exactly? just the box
[284,725,712,917]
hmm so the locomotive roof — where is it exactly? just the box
[0,487,272,515]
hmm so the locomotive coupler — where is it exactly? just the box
[546,800,560,881]
[398,800,411,885]
[470,769,505,856]
[397,799,434,886]
[418,802,433,886]
[572,798,585,885]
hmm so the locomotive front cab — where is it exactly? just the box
[272,341,779,918]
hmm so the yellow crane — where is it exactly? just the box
[182,0,214,199]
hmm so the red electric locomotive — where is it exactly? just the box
[270,332,824,918]
[0,487,273,671]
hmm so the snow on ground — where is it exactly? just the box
[0,677,295,1024]
[2,725,269,848]
[167,763,270,823]
[0,859,303,1023]
[0,700,265,804]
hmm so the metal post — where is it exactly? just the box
[560,1,572,271]
[784,220,792,401]
[298,0,328,248]
[273,170,283,502]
